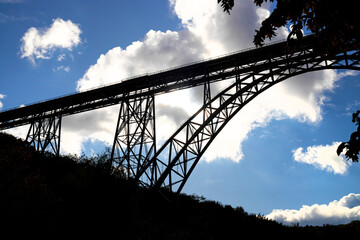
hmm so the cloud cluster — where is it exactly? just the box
[293,142,350,175]
[20,18,81,64]
[267,193,360,226]
[57,0,345,163]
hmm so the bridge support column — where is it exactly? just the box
[26,115,62,156]
[111,94,156,185]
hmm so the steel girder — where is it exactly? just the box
[111,94,157,184]
[136,48,360,193]
[0,36,318,131]
[26,114,62,156]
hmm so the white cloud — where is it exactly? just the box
[170,0,281,57]
[0,94,5,109]
[57,54,66,61]
[267,193,360,226]
[336,70,360,79]
[20,18,81,64]
[61,106,118,155]
[292,142,350,175]
[76,29,206,91]
[4,124,28,141]
[53,65,70,72]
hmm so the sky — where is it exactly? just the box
[1,0,360,226]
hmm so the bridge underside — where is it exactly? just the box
[1,36,360,193]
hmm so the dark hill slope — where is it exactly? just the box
[0,132,359,239]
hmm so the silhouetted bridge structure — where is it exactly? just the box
[1,36,359,193]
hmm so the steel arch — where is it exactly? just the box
[138,49,360,193]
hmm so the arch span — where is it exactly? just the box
[138,48,360,193]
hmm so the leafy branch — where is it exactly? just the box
[337,111,360,162]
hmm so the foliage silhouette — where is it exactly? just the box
[217,0,234,14]
[218,0,360,55]
[1,132,360,239]
[338,111,360,162]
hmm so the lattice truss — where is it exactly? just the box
[136,48,360,193]
[26,114,62,156]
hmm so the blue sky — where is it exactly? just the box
[1,0,360,226]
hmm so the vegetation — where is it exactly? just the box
[338,111,360,162]
[218,0,360,162]
[219,0,360,54]
[1,132,359,239]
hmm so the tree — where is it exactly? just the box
[337,111,360,162]
[218,0,360,55]
[218,0,360,162]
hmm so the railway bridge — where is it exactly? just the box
[1,35,359,193]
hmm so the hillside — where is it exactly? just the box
[0,132,359,239]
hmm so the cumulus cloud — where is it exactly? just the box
[76,29,205,91]
[292,142,350,175]
[170,0,283,56]
[20,18,81,64]
[267,193,360,226]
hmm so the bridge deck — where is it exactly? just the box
[0,36,316,130]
